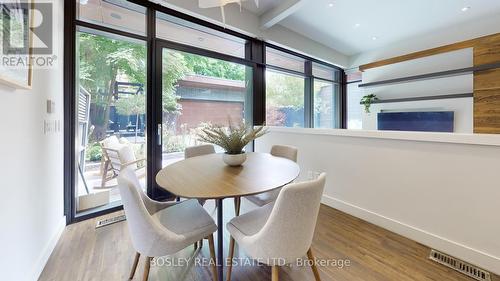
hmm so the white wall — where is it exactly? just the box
[256,128,500,275]
[0,1,65,280]
[152,0,349,68]
[353,48,474,133]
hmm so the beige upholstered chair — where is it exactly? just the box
[184,144,216,206]
[184,144,217,250]
[117,168,218,281]
[100,136,146,188]
[236,145,298,215]
[226,173,326,281]
[185,144,216,159]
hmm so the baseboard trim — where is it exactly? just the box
[32,216,66,281]
[321,195,500,276]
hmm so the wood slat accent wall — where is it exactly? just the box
[358,32,500,134]
[473,38,500,133]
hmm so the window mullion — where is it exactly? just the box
[304,61,313,128]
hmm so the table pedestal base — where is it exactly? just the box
[217,199,224,281]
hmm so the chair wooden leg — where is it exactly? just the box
[129,252,141,280]
[208,234,218,281]
[272,266,279,281]
[101,160,110,188]
[307,248,321,281]
[226,237,235,281]
[142,257,152,281]
[234,197,241,216]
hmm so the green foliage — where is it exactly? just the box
[162,50,189,113]
[266,71,304,109]
[79,32,249,141]
[78,32,146,109]
[115,94,146,116]
[164,141,186,153]
[86,143,102,162]
[314,81,332,114]
[78,32,148,139]
[183,53,246,81]
[360,94,378,113]
[197,121,267,154]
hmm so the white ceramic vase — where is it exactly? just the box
[223,152,247,166]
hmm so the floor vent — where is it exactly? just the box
[429,249,491,281]
[95,214,126,229]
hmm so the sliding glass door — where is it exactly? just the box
[74,28,148,216]
[152,44,253,197]
[66,1,344,222]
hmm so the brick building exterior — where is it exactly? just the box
[175,75,247,131]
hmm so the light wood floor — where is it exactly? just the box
[40,199,498,281]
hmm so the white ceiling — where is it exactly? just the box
[101,0,500,58]
[276,0,500,56]
[242,0,282,15]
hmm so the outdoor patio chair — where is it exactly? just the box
[99,136,146,188]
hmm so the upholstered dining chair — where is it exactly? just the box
[236,145,298,216]
[185,144,216,159]
[184,144,217,250]
[117,168,218,281]
[184,144,218,206]
[226,173,326,281]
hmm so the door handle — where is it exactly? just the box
[157,124,162,146]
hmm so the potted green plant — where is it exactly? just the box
[197,122,267,166]
[360,94,378,113]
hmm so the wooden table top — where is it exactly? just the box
[156,152,300,199]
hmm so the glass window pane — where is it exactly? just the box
[313,62,340,81]
[266,47,305,73]
[265,70,305,127]
[156,12,247,58]
[314,80,339,128]
[75,27,147,215]
[76,0,146,35]
[161,49,253,167]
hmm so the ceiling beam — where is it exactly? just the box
[259,0,306,30]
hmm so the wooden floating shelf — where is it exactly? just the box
[358,62,500,88]
[360,93,473,105]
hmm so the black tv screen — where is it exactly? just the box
[377,111,454,132]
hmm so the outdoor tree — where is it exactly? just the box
[114,94,146,142]
[79,33,147,140]
[79,33,190,142]
[265,71,304,108]
[183,53,245,80]
[161,50,190,131]
[265,71,306,127]
[79,32,248,143]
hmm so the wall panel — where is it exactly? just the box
[474,37,500,133]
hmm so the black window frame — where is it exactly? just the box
[264,43,344,129]
[64,0,345,224]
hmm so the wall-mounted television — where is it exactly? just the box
[377,111,454,132]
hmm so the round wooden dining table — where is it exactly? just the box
[156,152,300,281]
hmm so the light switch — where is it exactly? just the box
[47,99,55,114]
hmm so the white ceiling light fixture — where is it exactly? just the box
[199,0,259,26]
[371,36,378,40]
[461,6,471,12]
[328,3,334,7]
